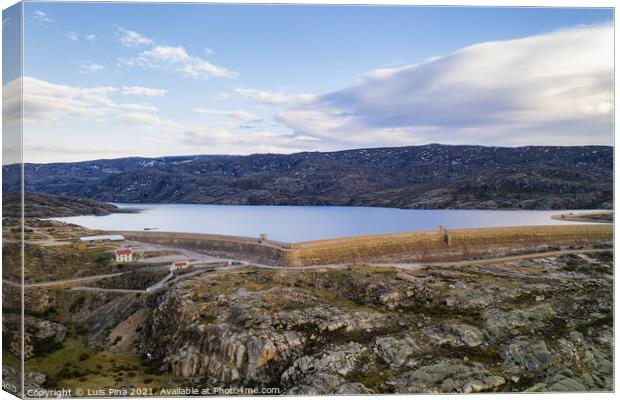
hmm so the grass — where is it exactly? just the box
[26,336,171,392]
[22,243,116,283]
[2,242,21,281]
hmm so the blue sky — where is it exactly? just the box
[3,2,614,162]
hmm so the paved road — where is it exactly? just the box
[70,286,146,294]
[5,259,226,289]
[242,248,612,271]
[23,272,125,288]
[69,266,223,294]
[417,248,611,269]
[4,247,610,291]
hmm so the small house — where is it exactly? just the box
[171,260,190,271]
[115,248,133,262]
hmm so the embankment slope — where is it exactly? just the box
[284,225,612,266]
[120,224,612,267]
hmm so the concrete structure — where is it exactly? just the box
[80,234,125,244]
[115,248,133,262]
[119,225,613,267]
[259,233,268,243]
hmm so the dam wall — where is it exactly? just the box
[118,225,613,267]
[283,225,613,266]
[117,231,287,266]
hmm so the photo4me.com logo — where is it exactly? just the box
[19,386,281,398]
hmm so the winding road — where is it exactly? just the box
[3,247,610,292]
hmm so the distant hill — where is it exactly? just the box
[2,144,613,210]
[2,192,124,218]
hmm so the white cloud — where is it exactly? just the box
[2,77,22,126]
[125,45,237,80]
[85,34,96,42]
[23,141,137,158]
[277,23,613,147]
[79,62,104,73]
[191,107,262,123]
[121,86,168,97]
[230,88,316,106]
[3,77,158,125]
[66,31,79,42]
[118,26,153,47]
[117,27,235,80]
[117,112,168,127]
[4,77,313,162]
[33,10,53,25]
[204,47,214,55]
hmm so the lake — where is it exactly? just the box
[52,204,605,243]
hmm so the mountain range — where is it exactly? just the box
[2,144,613,210]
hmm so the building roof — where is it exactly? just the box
[174,261,190,266]
[80,234,125,242]
[115,249,132,255]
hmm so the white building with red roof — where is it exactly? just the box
[171,260,190,271]
[115,248,133,262]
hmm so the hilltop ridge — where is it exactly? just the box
[2,144,612,210]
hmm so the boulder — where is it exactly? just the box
[393,360,505,393]
[373,334,419,368]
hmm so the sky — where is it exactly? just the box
[2,2,614,163]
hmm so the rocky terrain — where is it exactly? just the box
[3,144,612,209]
[2,192,126,218]
[553,211,614,223]
[14,247,613,394]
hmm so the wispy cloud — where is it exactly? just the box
[79,61,104,73]
[66,31,79,42]
[277,23,613,147]
[5,77,340,161]
[121,86,168,97]
[226,87,315,106]
[3,77,158,125]
[192,107,263,123]
[204,47,214,55]
[84,34,96,42]
[24,141,138,158]
[123,45,237,80]
[117,27,236,80]
[33,10,53,25]
[118,26,153,47]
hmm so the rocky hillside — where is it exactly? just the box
[2,192,124,218]
[2,144,613,209]
[11,233,613,394]
[136,252,613,393]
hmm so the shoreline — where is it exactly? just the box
[551,210,613,224]
[113,202,611,212]
[55,206,611,244]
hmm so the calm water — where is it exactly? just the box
[53,204,605,243]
